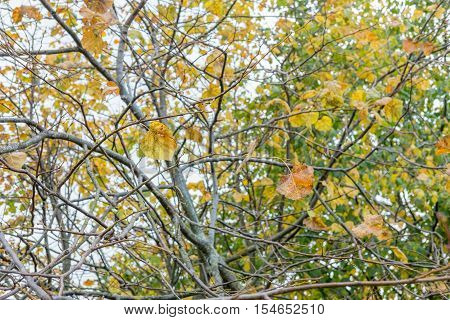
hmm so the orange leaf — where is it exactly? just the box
[436,135,450,155]
[276,163,314,200]
[83,279,94,286]
[12,6,42,23]
[421,42,434,56]
[103,81,119,96]
[402,39,418,53]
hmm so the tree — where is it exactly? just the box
[0,0,448,300]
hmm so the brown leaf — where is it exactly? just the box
[84,0,114,14]
[402,39,418,53]
[373,97,392,106]
[185,126,203,143]
[12,6,42,23]
[4,152,27,169]
[421,42,434,56]
[352,214,391,241]
[304,216,329,231]
[276,163,314,200]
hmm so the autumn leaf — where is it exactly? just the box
[373,96,392,106]
[103,81,120,96]
[81,26,106,55]
[12,6,42,23]
[352,214,391,241]
[391,246,408,263]
[80,0,116,55]
[350,89,366,102]
[4,152,27,169]
[140,122,177,160]
[384,98,403,122]
[83,279,95,286]
[276,163,314,200]
[288,104,319,128]
[402,39,418,53]
[80,3,118,27]
[185,126,203,143]
[435,135,450,155]
[304,216,329,231]
[421,42,434,56]
[301,90,317,100]
[314,116,333,131]
[83,0,114,14]
[266,98,290,113]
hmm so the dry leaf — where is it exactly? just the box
[140,122,177,160]
[436,135,450,155]
[81,26,106,55]
[421,42,434,56]
[4,152,27,169]
[352,214,391,241]
[84,0,114,14]
[236,140,258,174]
[103,81,120,96]
[83,279,94,286]
[373,97,392,106]
[12,6,42,23]
[402,39,418,53]
[304,216,329,231]
[276,163,314,200]
[185,126,203,143]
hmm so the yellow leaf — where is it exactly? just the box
[412,9,423,20]
[391,246,408,263]
[232,191,248,203]
[289,104,319,128]
[314,116,332,131]
[384,98,403,122]
[350,89,366,102]
[185,126,203,143]
[12,7,23,23]
[315,14,326,24]
[140,122,177,160]
[4,152,27,169]
[266,98,290,113]
[205,0,225,16]
[243,257,251,272]
[276,163,314,200]
[436,135,450,155]
[301,90,317,100]
[254,177,273,187]
[82,26,106,55]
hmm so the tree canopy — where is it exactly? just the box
[0,0,448,300]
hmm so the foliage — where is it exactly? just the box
[0,0,448,300]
